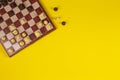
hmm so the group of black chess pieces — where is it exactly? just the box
[0,0,12,8]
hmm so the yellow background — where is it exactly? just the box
[0,0,120,80]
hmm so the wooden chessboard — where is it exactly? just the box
[0,0,55,57]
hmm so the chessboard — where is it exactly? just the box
[0,0,55,57]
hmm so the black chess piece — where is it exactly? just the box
[0,0,12,8]
[0,0,3,8]
[0,0,5,6]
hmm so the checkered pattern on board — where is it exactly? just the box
[0,0,55,56]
